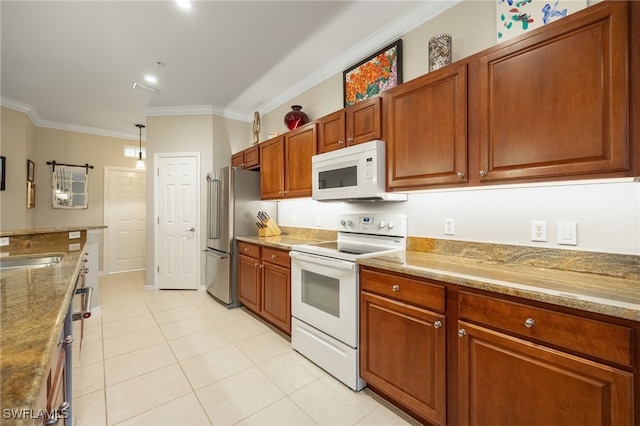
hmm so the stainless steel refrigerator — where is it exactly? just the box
[203,166,276,308]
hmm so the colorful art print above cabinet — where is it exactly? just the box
[497,0,586,42]
[343,39,402,107]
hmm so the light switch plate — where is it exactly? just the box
[557,221,577,245]
[69,231,81,239]
[69,243,81,251]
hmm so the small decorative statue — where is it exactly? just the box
[252,111,261,145]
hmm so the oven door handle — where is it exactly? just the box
[289,251,356,271]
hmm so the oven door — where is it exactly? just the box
[290,251,358,347]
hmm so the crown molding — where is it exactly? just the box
[140,105,247,122]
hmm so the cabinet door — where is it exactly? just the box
[457,321,633,426]
[231,152,244,168]
[243,145,260,170]
[360,291,446,425]
[386,62,468,190]
[346,96,382,146]
[478,1,628,182]
[318,109,346,154]
[261,262,291,334]
[259,136,285,199]
[285,123,317,198]
[238,254,260,312]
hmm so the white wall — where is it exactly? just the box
[277,179,639,255]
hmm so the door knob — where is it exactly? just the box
[186,227,196,232]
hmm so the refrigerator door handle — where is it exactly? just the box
[208,177,222,240]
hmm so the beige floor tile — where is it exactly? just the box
[159,313,213,340]
[73,360,105,398]
[289,376,379,425]
[74,339,104,367]
[101,313,158,340]
[218,317,271,343]
[235,397,315,425]
[180,345,254,390]
[355,402,421,426]
[114,393,211,426]
[105,364,192,425]
[258,352,326,395]
[102,326,165,359]
[235,331,292,364]
[104,342,176,386]
[168,327,231,361]
[197,302,252,326]
[196,367,285,425]
[151,304,201,325]
[73,389,106,426]
[145,295,191,313]
[101,301,151,324]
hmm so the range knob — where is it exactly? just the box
[340,219,346,226]
[347,220,353,226]
[388,221,395,229]
[378,221,386,228]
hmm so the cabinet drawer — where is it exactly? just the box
[360,268,445,312]
[261,247,290,268]
[238,242,260,258]
[459,292,633,366]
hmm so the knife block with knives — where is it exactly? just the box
[256,211,281,237]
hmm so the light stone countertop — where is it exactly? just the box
[0,238,85,425]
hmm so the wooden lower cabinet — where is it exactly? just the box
[359,267,637,426]
[360,291,446,425]
[237,242,291,334]
[34,328,70,425]
[457,321,633,426]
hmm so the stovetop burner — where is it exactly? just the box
[291,213,407,262]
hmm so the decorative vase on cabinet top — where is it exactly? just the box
[284,105,309,130]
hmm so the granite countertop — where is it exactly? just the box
[240,231,639,323]
[1,226,106,237]
[358,250,640,322]
[0,248,84,424]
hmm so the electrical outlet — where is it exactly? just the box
[444,218,455,235]
[531,221,548,242]
[0,237,9,247]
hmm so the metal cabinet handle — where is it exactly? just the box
[254,262,259,267]
[392,284,400,291]
[259,264,264,269]
[457,172,465,179]
[434,321,442,329]
[271,254,277,260]
[59,335,74,347]
[458,328,466,337]
[479,170,488,177]
[44,401,69,425]
[525,317,535,328]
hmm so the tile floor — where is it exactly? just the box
[71,271,421,426]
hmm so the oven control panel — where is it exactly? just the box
[338,213,407,237]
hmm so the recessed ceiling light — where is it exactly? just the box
[144,75,157,84]
[176,0,193,10]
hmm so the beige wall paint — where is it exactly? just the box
[1,107,36,231]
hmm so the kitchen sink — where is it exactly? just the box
[0,255,64,270]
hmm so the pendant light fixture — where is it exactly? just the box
[135,124,146,170]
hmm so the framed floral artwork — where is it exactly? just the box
[343,39,402,107]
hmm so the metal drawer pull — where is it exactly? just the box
[458,328,466,337]
[525,317,535,328]
[271,254,277,259]
[392,284,400,291]
[59,335,74,347]
[434,321,442,329]
[244,247,250,252]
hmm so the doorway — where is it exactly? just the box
[154,153,200,290]
[104,167,147,274]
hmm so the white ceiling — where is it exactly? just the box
[1,1,457,140]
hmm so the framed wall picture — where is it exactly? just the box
[27,159,35,182]
[0,156,5,190]
[343,39,402,107]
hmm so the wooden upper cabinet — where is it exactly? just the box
[477,1,629,182]
[232,145,260,170]
[317,97,382,154]
[285,122,317,198]
[260,135,285,199]
[259,123,317,199]
[386,62,468,190]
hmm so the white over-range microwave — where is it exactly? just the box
[312,140,407,202]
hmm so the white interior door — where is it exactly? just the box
[105,167,146,273]
[155,154,199,290]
